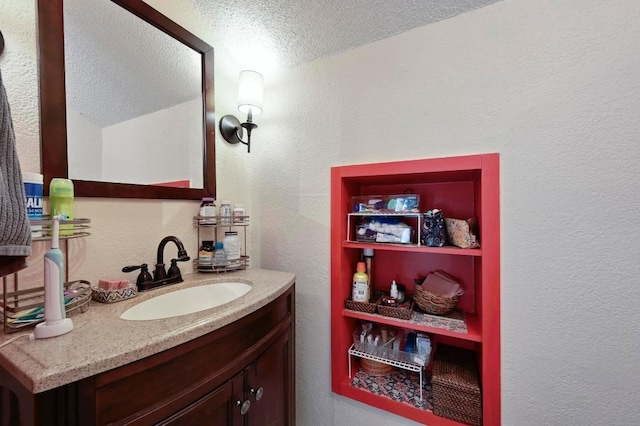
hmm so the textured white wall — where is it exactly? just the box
[67,108,103,181]
[2,0,640,425]
[101,98,203,186]
[254,0,640,425]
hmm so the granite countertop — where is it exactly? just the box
[0,268,295,393]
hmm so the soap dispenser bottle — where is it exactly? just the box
[390,280,399,300]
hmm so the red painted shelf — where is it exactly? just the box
[343,241,483,256]
[339,378,465,426]
[331,154,501,425]
[342,309,482,342]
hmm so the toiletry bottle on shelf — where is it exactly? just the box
[363,248,374,287]
[199,197,217,224]
[213,242,227,269]
[222,231,241,267]
[233,204,246,224]
[49,178,74,236]
[198,240,214,269]
[390,280,398,300]
[23,172,43,237]
[219,201,232,224]
[351,262,369,302]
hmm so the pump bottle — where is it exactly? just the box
[351,262,370,302]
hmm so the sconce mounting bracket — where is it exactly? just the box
[220,115,244,145]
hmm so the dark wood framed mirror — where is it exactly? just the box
[37,0,216,199]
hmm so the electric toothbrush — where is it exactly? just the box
[33,215,74,339]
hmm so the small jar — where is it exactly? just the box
[198,240,214,268]
[199,197,217,224]
[219,201,232,224]
[233,204,246,224]
[222,231,241,267]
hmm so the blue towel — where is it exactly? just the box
[0,69,31,277]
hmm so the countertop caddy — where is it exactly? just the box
[0,269,295,425]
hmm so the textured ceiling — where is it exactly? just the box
[64,0,500,127]
[193,0,501,68]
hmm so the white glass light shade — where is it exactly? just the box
[238,70,264,115]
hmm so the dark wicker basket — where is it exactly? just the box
[431,345,482,425]
[344,299,377,314]
[413,279,460,315]
[376,299,414,320]
[360,358,393,376]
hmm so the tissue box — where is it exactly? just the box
[352,194,420,213]
[356,217,415,244]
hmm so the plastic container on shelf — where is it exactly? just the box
[198,241,214,268]
[233,205,246,223]
[23,172,43,237]
[49,178,74,236]
[199,197,217,224]
[222,231,241,267]
[212,242,226,269]
[351,262,369,302]
[219,201,232,224]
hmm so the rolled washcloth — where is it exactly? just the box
[99,279,131,290]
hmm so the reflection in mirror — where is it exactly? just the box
[65,0,204,188]
[38,0,216,199]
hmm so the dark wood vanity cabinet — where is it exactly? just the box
[0,285,295,426]
[160,328,292,426]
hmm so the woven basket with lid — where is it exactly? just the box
[431,344,482,425]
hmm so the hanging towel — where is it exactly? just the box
[0,69,31,277]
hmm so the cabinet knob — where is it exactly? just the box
[236,399,251,415]
[250,386,264,401]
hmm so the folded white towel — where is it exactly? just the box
[0,69,31,276]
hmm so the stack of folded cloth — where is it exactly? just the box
[421,270,462,298]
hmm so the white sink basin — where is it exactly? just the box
[120,282,252,321]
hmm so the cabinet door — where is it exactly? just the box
[159,373,244,426]
[246,328,293,426]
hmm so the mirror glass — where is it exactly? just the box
[38,0,216,199]
[65,0,204,188]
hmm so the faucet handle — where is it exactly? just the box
[122,263,153,285]
[167,259,182,278]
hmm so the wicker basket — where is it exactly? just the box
[413,279,460,315]
[360,358,393,376]
[431,345,482,425]
[376,299,414,320]
[344,299,377,314]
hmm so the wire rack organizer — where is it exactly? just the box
[348,342,429,400]
[193,215,251,273]
[0,218,91,333]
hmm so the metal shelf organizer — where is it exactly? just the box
[1,218,91,333]
[193,215,250,273]
[348,342,428,400]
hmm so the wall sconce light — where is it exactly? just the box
[219,70,264,153]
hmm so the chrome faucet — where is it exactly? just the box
[122,235,190,291]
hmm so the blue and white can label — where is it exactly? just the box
[22,172,44,237]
